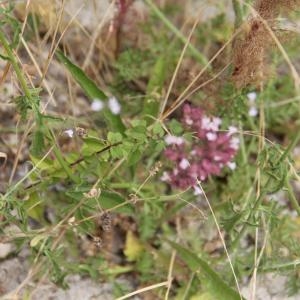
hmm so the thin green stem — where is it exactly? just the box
[278,129,300,164]
[144,0,208,66]
[46,127,79,183]
[0,30,32,100]
[285,179,300,216]
[232,0,243,28]
[261,259,300,272]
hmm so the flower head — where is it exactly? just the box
[162,104,239,191]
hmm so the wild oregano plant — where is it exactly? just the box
[1,1,300,299]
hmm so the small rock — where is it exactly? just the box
[0,243,14,259]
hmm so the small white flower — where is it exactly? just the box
[91,99,104,111]
[202,116,221,131]
[230,137,240,150]
[206,132,217,141]
[179,158,190,170]
[185,117,193,125]
[164,135,184,145]
[175,137,185,145]
[247,92,257,103]
[201,116,211,130]
[228,126,238,135]
[165,135,176,145]
[227,161,237,170]
[173,168,179,176]
[64,129,74,138]
[214,155,221,161]
[248,107,258,117]
[160,171,170,182]
[212,117,222,130]
[108,96,121,115]
[193,186,203,195]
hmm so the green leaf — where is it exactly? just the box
[107,132,123,143]
[131,120,147,127]
[82,137,106,156]
[56,50,125,133]
[100,191,134,214]
[126,125,147,142]
[56,51,106,100]
[221,211,245,233]
[44,248,68,288]
[169,241,243,300]
[127,149,143,166]
[110,145,127,159]
[169,119,183,135]
[143,54,167,121]
[152,122,164,137]
[31,129,45,157]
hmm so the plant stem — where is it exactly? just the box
[285,179,300,216]
[144,0,208,66]
[0,30,32,102]
[232,0,243,28]
[261,259,300,272]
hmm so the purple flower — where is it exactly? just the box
[162,104,239,191]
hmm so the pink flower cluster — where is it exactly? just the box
[162,104,239,194]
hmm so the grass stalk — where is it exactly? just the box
[232,0,243,28]
[144,0,208,66]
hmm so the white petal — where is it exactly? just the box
[64,129,74,138]
[108,96,121,115]
[248,107,258,117]
[160,171,170,182]
[228,126,238,135]
[175,137,185,145]
[165,135,184,145]
[230,137,240,150]
[91,99,104,111]
[227,161,237,170]
[165,135,177,145]
[201,116,211,130]
[179,158,190,170]
[185,118,193,125]
[212,117,222,129]
[206,132,217,141]
[193,186,203,195]
[247,92,257,102]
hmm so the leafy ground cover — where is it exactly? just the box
[1,0,300,299]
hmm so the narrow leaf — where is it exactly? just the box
[169,241,243,300]
[56,50,125,133]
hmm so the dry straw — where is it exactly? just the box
[232,0,300,88]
